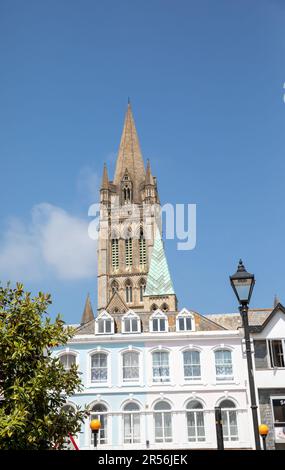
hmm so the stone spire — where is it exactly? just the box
[145,159,154,186]
[80,294,94,325]
[274,294,280,308]
[113,102,145,202]
[101,163,109,190]
[144,227,175,296]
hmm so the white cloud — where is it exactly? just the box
[76,166,100,203]
[0,203,97,282]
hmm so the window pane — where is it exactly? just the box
[131,319,138,332]
[159,319,166,331]
[179,318,184,331]
[254,340,268,369]
[124,319,130,332]
[186,317,192,330]
[270,340,285,368]
[153,319,158,332]
[105,320,111,333]
[98,320,104,333]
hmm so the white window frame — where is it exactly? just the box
[95,310,114,335]
[57,349,79,370]
[218,399,239,442]
[61,402,80,449]
[121,310,141,334]
[186,400,206,442]
[151,349,171,383]
[149,310,169,333]
[182,349,201,381]
[153,400,173,443]
[119,347,142,386]
[214,348,234,382]
[122,401,141,444]
[176,309,195,332]
[88,348,111,388]
[268,339,285,369]
[89,402,109,446]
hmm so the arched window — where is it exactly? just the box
[161,303,169,312]
[61,403,78,449]
[91,352,108,383]
[139,279,146,302]
[220,399,238,441]
[154,401,172,443]
[176,310,194,331]
[122,311,140,333]
[123,402,141,444]
[59,353,76,371]
[111,280,119,295]
[125,280,133,303]
[95,311,114,335]
[150,310,168,333]
[183,350,201,380]
[186,400,205,442]
[122,351,140,382]
[139,229,146,267]
[90,403,108,445]
[215,349,233,381]
[111,239,119,270]
[125,238,133,267]
[152,351,170,382]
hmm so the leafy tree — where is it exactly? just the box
[0,283,88,449]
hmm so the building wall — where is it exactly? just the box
[55,331,255,450]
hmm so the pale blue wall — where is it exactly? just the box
[54,341,146,448]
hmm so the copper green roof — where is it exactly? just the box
[144,228,175,296]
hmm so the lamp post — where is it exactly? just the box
[90,419,101,448]
[259,424,269,450]
[230,259,261,450]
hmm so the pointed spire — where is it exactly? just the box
[113,102,145,201]
[145,159,154,185]
[101,163,109,190]
[274,294,280,308]
[80,294,94,325]
[144,226,175,296]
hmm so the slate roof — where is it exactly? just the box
[144,228,175,296]
[205,309,272,330]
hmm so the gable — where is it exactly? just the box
[106,291,128,314]
[255,308,285,339]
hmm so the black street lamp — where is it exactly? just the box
[230,259,261,450]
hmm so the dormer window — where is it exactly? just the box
[95,311,114,335]
[176,309,195,332]
[122,310,141,333]
[150,310,168,333]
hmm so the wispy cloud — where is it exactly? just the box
[0,203,97,283]
[76,166,100,203]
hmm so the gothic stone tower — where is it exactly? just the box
[97,103,176,314]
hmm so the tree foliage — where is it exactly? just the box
[0,283,88,449]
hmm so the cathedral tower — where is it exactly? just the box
[97,103,175,313]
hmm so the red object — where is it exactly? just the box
[68,433,80,450]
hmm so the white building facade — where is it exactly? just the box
[55,309,256,450]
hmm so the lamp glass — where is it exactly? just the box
[232,278,253,303]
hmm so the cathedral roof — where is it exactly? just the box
[113,102,145,201]
[144,227,175,297]
[80,293,95,325]
[145,159,154,186]
[101,163,109,190]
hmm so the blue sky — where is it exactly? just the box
[0,0,285,323]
